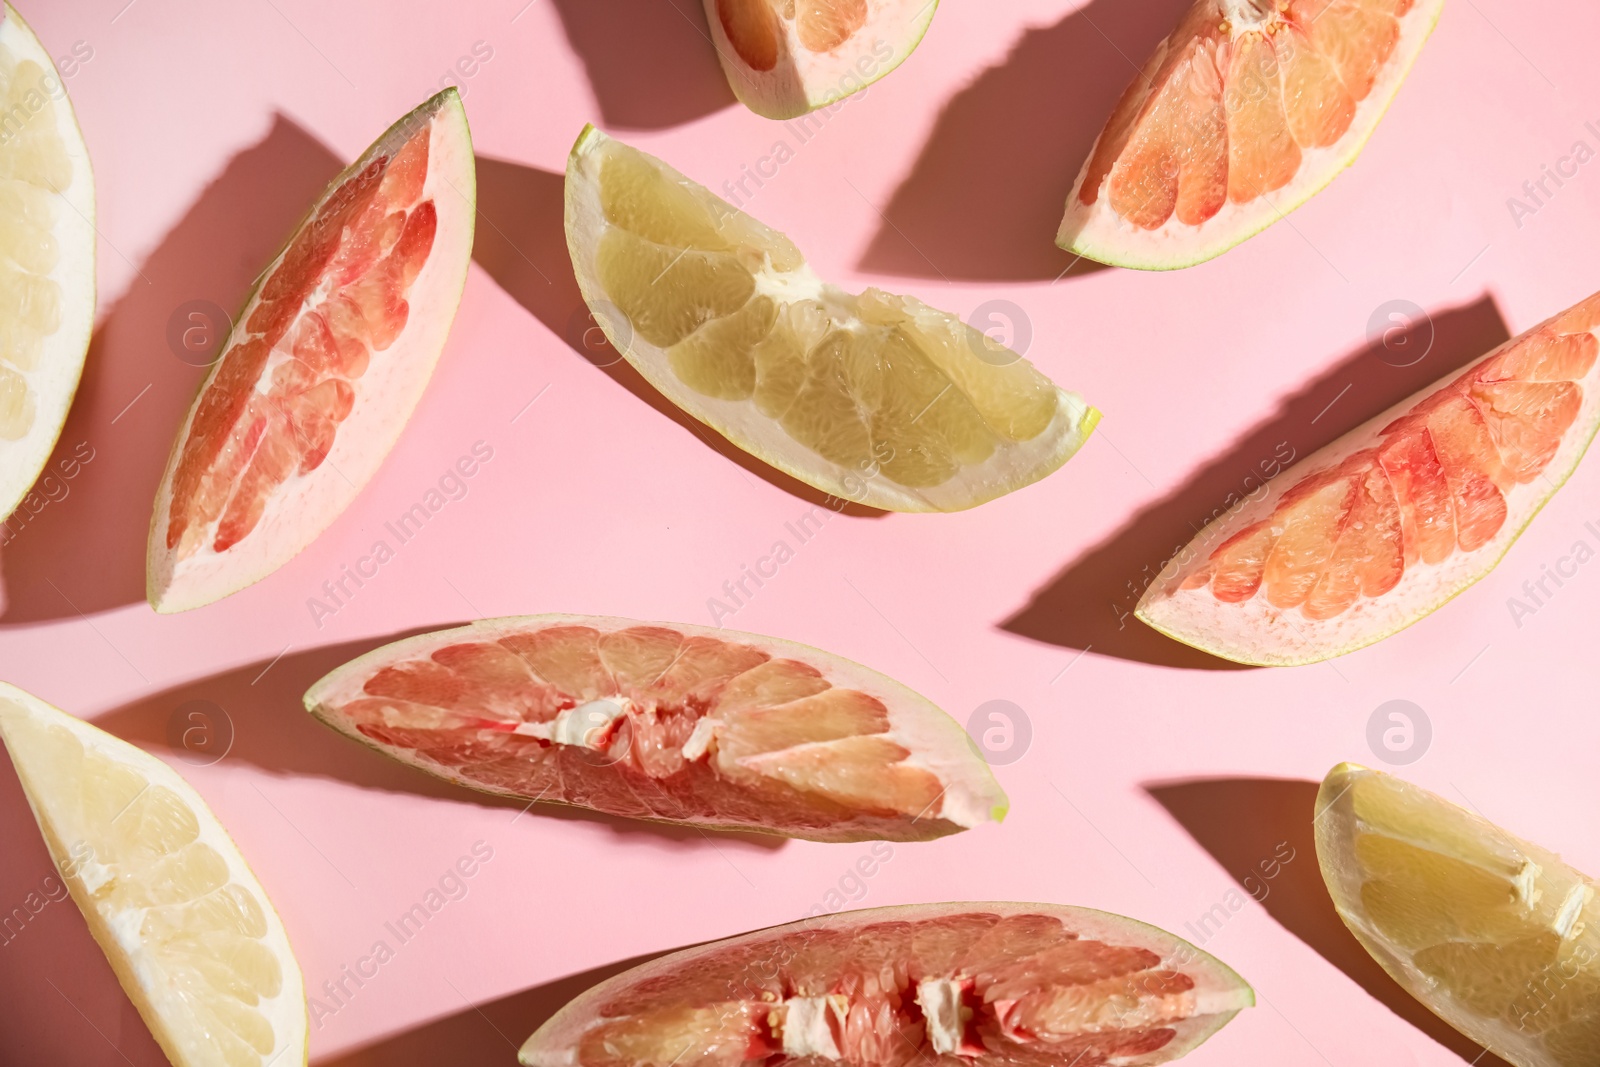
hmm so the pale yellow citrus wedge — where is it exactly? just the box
[565,127,1098,512]
[0,683,308,1067]
[1316,763,1600,1066]
[0,3,95,521]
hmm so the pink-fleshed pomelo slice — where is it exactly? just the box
[518,902,1253,1067]
[1059,0,1443,269]
[146,90,475,612]
[704,0,937,120]
[1138,290,1600,665]
[303,615,1007,842]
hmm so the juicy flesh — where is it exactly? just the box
[573,912,1224,1067]
[0,53,73,441]
[324,624,956,836]
[1184,296,1600,620]
[1080,0,1418,230]
[4,706,288,1067]
[164,125,439,558]
[716,0,870,72]
[591,143,1062,491]
[1329,771,1600,1065]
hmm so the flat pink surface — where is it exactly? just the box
[3,1,1598,1064]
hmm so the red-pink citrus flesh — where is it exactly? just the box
[1060,0,1443,269]
[303,615,1007,842]
[703,0,937,119]
[1139,290,1600,665]
[146,90,475,612]
[519,902,1253,1067]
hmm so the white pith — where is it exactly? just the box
[566,126,1097,513]
[145,90,476,613]
[517,901,1254,1067]
[1058,0,1445,270]
[915,979,966,1054]
[701,0,938,120]
[0,4,95,521]
[1315,764,1600,1067]
[303,613,1009,833]
[0,683,308,1067]
[1137,305,1600,666]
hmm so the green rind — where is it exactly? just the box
[1136,396,1600,667]
[0,2,96,524]
[519,900,1253,1067]
[1059,2,1445,271]
[303,613,1008,844]
[145,88,475,613]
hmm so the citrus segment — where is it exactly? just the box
[1138,290,1600,665]
[519,902,1252,1067]
[304,615,1007,841]
[1059,0,1443,269]
[1316,764,1600,1066]
[704,0,936,119]
[566,128,1096,512]
[147,90,475,612]
[0,683,307,1067]
[0,4,94,520]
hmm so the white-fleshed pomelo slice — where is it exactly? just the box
[1138,290,1600,666]
[520,901,1253,1067]
[0,4,94,520]
[146,90,475,612]
[0,683,308,1067]
[1317,764,1600,1066]
[703,0,937,120]
[1060,0,1443,270]
[304,614,1007,842]
[566,127,1097,512]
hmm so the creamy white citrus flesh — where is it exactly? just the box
[0,4,95,520]
[0,684,308,1067]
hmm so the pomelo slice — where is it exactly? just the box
[1137,290,1600,666]
[566,128,1097,512]
[702,0,937,120]
[1316,764,1600,1066]
[0,683,308,1067]
[1059,0,1444,270]
[303,614,1007,842]
[520,901,1253,1067]
[0,4,95,521]
[146,90,475,613]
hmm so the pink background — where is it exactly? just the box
[3,1,1598,1064]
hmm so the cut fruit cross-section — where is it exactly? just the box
[1317,764,1600,1067]
[304,614,1007,842]
[566,127,1097,512]
[146,89,475,612]
[519,902,1253,1067]
[0,683,308,1067]
[0,3,95,522]
[1137,289,1600,665]
[1059,0,1444,269]
[703,0,937,120]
